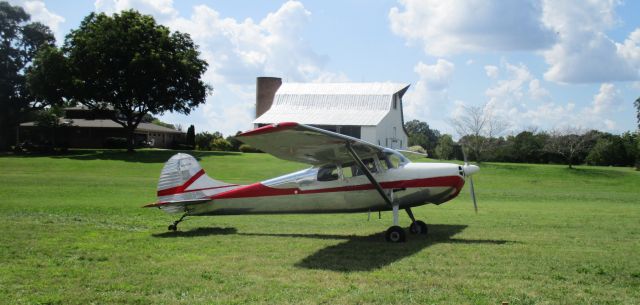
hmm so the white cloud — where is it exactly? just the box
[388,0,555,56]
[528,79,550,101]
[485,62,536,113]
[541,1,640,83]
[9,0,65,37]
[479,62,623,132]
[389,0,640,84]
[588,83,622,115]
[403,59,455,131]
[94,0,342,136]
[484,65,499,79]
[95,0,178,20]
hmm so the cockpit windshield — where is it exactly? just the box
[382,149,410,168]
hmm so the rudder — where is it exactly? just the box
[157,153,237,203]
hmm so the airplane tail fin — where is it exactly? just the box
[155,153,238,205]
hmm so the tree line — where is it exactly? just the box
[405,119,640,169]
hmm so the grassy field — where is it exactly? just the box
[0,149,639,304]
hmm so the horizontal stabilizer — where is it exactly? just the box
[143,198,211,213]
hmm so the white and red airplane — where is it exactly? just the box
[144,122,479,242]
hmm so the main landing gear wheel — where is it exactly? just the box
[168,224,177,231]
[409,220,428,235]
[385,226,406,243]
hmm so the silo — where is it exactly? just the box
[255,77,282,118]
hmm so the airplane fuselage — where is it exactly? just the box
[185,162,466,216]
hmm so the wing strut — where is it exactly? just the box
[345,142,393,207]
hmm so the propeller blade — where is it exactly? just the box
[469,176,478,214]
[461,145,478,213]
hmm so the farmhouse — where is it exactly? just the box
[253,77,410,149]
[18,106,185,148]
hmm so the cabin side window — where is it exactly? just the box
[380,154,394,170]
[341,162,356,178]
[362,158,378,174]
[317,165,339,181]
[340,158,379,178]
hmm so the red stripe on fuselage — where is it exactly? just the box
[211,176,465,200]
[157,169,206,197]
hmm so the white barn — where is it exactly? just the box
[253,79,410,149]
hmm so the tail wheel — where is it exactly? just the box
[385,226,406,243]
[409,220,428,235]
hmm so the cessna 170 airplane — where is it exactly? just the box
[144,122,479,242]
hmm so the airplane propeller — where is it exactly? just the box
[461,146,480,213]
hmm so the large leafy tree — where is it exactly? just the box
[29,10,210,151]
[404,119,440,153]
[0,1,55,151]
[434,134,454,160]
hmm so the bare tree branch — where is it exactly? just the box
[449,103,510,162]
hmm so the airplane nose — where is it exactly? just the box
[463,164,480,176]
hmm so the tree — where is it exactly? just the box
[585,135,627,166]
[195,131,222,151]
[512,131,548,163]
[404,120,440,152]
[0,1,56,150]
[33,105,73,148]
[150,119,176,130]
[450,104,509,162]
[543,127,594,169]
[210,138,232,152]
[186,125,195,149]
[434,134,454,160]
[619,131,639,169]
[226,131,243,152]
[28,10,210,152]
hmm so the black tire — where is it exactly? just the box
[385,226,406,243]
[168,224,177,231]
[409,220,428,235]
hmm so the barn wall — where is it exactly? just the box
[375,98,408,149]
[361,126,378,145]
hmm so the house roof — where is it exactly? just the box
[20,119,184,134]
[253,82,410,126]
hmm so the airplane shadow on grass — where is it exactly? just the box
[154,224,512,272]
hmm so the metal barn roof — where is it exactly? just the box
[253,82,410,126]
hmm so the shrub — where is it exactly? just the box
[239,144,262,153]
[210,138,232,151]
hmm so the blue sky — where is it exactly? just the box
[10,0,640,136]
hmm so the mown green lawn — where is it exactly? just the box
[0,150,638,304]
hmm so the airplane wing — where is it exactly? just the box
[235,122,387,165]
